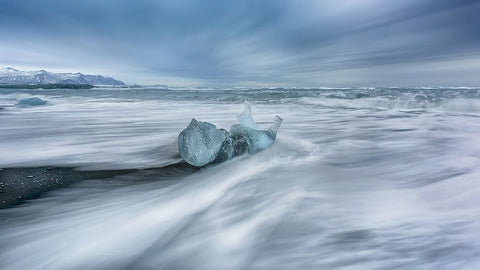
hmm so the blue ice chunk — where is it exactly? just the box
[229,103,282,153]
[16,97,47,107]
[230,115,282,154]
[178,119,229,167]
[178,104,283,167]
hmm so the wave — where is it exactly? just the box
[299,97,480,113]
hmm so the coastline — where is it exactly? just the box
[0,84,94,89]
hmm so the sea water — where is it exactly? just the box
[1,87,480,269]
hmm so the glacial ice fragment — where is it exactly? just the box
[16,97,47,107]
[229,115,282,154]
[178,119,230,167]
[178,103,283,167]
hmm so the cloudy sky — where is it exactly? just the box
[1,0,479,86]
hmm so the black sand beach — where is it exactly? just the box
[0,163,197,209]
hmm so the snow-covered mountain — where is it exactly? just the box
[0,68,125,85]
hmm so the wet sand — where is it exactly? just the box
[0,162,197,209]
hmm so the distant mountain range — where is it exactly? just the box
[0,68,125,85]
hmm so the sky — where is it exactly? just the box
[0,0,479,86]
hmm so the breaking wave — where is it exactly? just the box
[300,96,480,112]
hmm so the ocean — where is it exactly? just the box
[1,87,480,269]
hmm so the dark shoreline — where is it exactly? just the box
[0,84,94,89]
[0,162,197,209]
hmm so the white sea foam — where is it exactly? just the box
[1,87,480,269]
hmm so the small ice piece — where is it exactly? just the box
[230,115,282,154]
[16,97,47,107]
[178,119,229,167]
[230,103,283,154]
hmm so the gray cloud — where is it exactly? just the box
[0,0,479,86]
